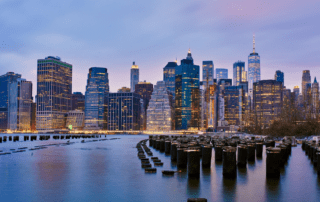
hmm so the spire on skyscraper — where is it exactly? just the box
[253,34,256,53]
[186,48,193,60]
[314,77,317,83]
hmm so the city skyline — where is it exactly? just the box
[0,0,319,96]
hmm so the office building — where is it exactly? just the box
[312,77,319,113]
[216,68,228,82]
[0,72,22,130]
[72,92,85,111]
[130,62,139,92]
[107,92,141,130]
[134,81,153,130]
[175,49,200,130]
[118,87,131,93]
[146,81,172,131]
[36,56,72,131]
[8,78,33,131]
[248,35,261,98]
[233,61,246,86]
[202,61,214,89]
[224,85,245,126]
[84,67,109,130]
[253,80,283,127]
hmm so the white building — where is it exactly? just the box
[146,81,172,131]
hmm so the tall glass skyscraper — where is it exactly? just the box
[0,72,21,130]
[302,70,311,102]
[216,68,228,81]
[8,78,33,131]
[175,49,200,130]
[163,61,177,99]
[274,70,284,85]
[84,67,109,130]
[36,56,72,131]
[130,62,139,92]
[233,61,246,86]
[202,61,214,89]
[248,35,261,98]
[134,81,153,130]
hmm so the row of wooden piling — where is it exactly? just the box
[302,140,320,175]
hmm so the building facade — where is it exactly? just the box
[130,62,139,92]
[163,61,177,99]
[312,77,319,114]
[202,61,214,89]
[224,85,245,126]
[118,87,131,93]
[72,92,85,111]
[146,81,172,131]
[8,78,33,131]
[84,67,109,130]
[107,92,141,130]
[175,49,200,130]
[248,35,261,99]
[0,72,22,130]
[253,80,283,127]
[36,56,72,131]
[134,81,153,130]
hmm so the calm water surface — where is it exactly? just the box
[0,134,320,202]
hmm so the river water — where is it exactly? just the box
[0,134,320,202]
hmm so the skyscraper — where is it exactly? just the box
[253,80,283,127]
[216,68,228,81]
[134,81,153,130]
[84,67,109,130]
[233,61,246,86]
[293,86,299,104]
[146,81,172,131]
[107,92,141,130]
[275,70,284,85]
[202,61,214,89]
[175,49,200,130]
[302,70,311,102]
[0,72,21,130]
[248,35,261,98]
[8,78,33,131]
[224,85,245,126]
[130,62,139,92]
[36,56,72,131]
[163,61,177,99]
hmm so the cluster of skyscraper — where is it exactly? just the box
[0,35,318,132]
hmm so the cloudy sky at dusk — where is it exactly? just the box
[0,0,319,96]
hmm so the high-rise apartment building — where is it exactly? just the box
[253,80,283,127]
[175,49,200,130]
[134,81,153,130]
[107,92,141,130]
[8,78,33,131]
[275,70,284,85]
[146,81,172,131]
[130,62,139,92]
[233,61,246,86]
[36,56,72,131]
[248,35,261,98]
[216,68,228,82]
[72,92,85,111]
[84,67,109,130]
[302,70,311,102]
[0,72,21,130]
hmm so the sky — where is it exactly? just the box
[0,0,319,97]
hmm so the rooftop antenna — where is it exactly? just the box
[253,33,256,53]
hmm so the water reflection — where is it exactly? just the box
[265,178,280,201]
[187,177,200,198]
[222,178,237,201]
